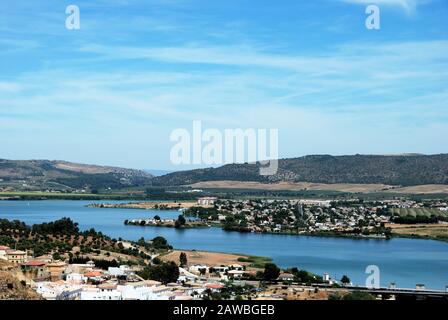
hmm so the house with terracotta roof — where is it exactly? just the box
[204,282,224,292]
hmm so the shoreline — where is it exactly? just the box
[127,220,448,243]
[3,197,447,243]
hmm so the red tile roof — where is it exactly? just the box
[205,283,224,289]
[22,261,46,267]
[85,271,102,277]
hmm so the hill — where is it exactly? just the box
[153,154,448,187]
[0,159,153,191]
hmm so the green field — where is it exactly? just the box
[237,255,273,268]
[389,208,448,223]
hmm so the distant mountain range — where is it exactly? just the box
[0,159,153,191]
[1,154,447,191]
[152,154,448,187]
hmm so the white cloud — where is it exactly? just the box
[1,38,447,166]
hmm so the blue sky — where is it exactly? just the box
[0,0,447,170]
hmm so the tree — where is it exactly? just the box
[341,275,351,285]
[179,252,188,267]
[137,237,146,246]
[178,215,186,225]
[175,215,186,228]
[263,263,280,281]
[151,236,172,250]
[138,262,180,284]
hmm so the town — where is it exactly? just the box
[183,197,448,240]
[0,240,348,300]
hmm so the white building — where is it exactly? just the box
[81,284,122,300]
[189,264,208,274]
[66,273,86,284]
[197,197,218,206]
[118,283,161,300]
[35,282,82,300]
[211,266,228,273]
[108,265,132,277]
[227,270,244,280]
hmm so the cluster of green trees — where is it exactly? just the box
[393,216,440,224]
[261,263,280,281]
[138,261,179,284]
[68,256,120,270]
[329,291,375,300]
[185,207,220,220]
[30,218,80,235]
[136,236,173,252]
[242,263,326,284]
[0,218,172,261]
[202,282,255,300]
[0,218,100,256]
[222,216,251,233]
[174,215,186,228]
[288,267,324,284]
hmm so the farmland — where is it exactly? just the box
[389,208,448,224]
[387,223,448,242]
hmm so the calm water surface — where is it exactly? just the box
[0,200,447,289]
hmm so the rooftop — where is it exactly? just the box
[22,261,46,267]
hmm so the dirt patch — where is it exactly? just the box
[385,185,448,194]
[387,223,448,239]
[190,181,448,194]
[190,181,394,193]
[160,250,262,271]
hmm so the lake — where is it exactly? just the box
[0,200,447,290]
